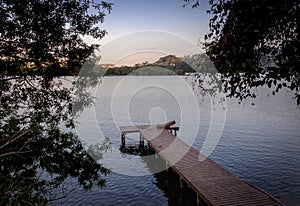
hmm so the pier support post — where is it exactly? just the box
[121,134,126,147]
[179,176,183,188]
[196,196,205,206]
[139,132,144,147]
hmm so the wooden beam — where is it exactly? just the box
[157,120,176,129]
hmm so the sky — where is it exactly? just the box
[85,0,211,66]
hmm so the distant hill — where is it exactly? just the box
[95,55,197,76]
[155,55,183,66]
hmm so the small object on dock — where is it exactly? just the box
[156,120,176,129]
[119,121,284,206]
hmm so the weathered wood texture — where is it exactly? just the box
[120,123,284,206]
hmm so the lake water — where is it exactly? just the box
[55,76,300,206]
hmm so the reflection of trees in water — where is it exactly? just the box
[0,75,110,205]
[153,170,202,206]
[120,144,155,156]
[0,0,113,204]
[120,144,207,206]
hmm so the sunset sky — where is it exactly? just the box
[85,0,211,65]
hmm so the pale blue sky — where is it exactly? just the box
[86,0,211,65]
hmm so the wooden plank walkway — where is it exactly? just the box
[120,122,284,206]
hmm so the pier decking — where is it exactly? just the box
[120,121,284,206]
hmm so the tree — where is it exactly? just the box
[0,0,113,204]
[184,0,299,104]
[0,0,112,76]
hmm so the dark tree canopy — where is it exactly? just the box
[0,0,112,204]
[0,0,112,76]
[184,0,299,104]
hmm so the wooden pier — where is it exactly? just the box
[120,121,284,206]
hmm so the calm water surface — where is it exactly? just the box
[55,76,300,206]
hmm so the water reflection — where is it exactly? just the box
[120,143,207,206]
[0,76,109,204]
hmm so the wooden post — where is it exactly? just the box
[165,170,168,185]
[121,134,126,147]
[139,132,144,147]
[180,176,183,188]
[167,126,179,136]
